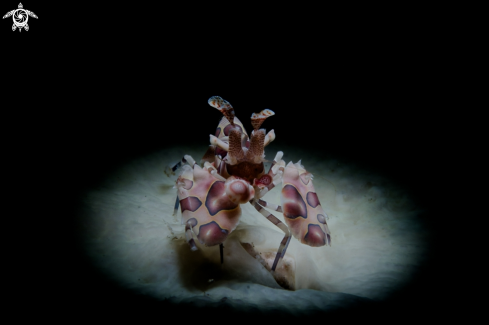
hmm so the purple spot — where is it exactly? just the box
[197,221,229,246]
[282,185,307,219]
[183,179,193,190]
[205,181,238,216]
[224,124,242,136]
[306,192,320,208]
[180,197,202,213]
[304,224,326,247]
[185,218,198,231]
[317,214,326,224]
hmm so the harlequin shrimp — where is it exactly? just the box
[166,96,331,272]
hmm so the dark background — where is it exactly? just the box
[3,2,454,322]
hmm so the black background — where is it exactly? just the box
[3,2,454,322]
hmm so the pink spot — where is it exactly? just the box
[231,181,246,194]
[227,178,252,203]
[256,174,272,186]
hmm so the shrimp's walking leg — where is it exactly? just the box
[256,199,283,213]
[251,200,291,272]
[220,243,224,265]
[172,195,180,216]
[185,219,198,251]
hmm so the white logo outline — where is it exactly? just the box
[3,3,38,32]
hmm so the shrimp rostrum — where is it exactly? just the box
[168,96,331,272]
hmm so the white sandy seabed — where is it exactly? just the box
[78,143,430,315]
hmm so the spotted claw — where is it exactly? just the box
[281,161,331,247]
